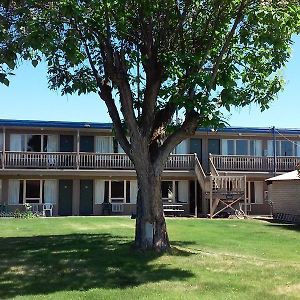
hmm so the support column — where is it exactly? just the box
[244,176,247,216]
[194,179,197,217]
[209,174,213,219]
[2,128,5,169]
[273,126,277,176]
[76,130,80,170]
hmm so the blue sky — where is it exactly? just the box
[0,36,299,128]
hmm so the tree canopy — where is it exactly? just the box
[1,1,299,133]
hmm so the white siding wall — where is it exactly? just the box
[130,180,138,204]
[94,180,105,204]
[44,180,58,204]
[178,181,189,203]
[8,179,20,204]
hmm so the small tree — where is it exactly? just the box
[1,0,299,251]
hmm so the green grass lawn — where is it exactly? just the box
[0,217,300,300]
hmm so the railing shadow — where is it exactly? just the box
[261,219,300,232]
[0,233,194,299]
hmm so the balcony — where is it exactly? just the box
[0,152,195,170]
[210,155,300,172]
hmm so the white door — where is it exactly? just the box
[247,181,264,204]
[254,182,264,204]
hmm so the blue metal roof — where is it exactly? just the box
[0,119,299,135]
[196,126,300,135]
[0,119,113,129]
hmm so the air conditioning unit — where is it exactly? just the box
[111,203,124,213]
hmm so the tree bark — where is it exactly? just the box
[134,164,170,252]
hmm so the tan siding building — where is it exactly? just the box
[266,171,300,222]
[1,119,300,218]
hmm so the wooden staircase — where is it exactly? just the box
[194,154,247,218]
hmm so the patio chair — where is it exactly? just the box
[43,203,53,217]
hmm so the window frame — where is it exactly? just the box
[109,180,127,203]
[21,179,43,204]
[161,180,175,203]
[222,139,262,156]
[268,139,299,157]
[13,134,50,152]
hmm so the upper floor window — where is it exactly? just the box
[267,140,300,157]
[9,134,58,152]
[222,139,262,156]
[26,135,43,152]
[95,136,113,153]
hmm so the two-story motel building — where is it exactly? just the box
[0,119,299,217]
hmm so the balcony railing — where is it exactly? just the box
[1,152,195,170]
[210,154,300,172]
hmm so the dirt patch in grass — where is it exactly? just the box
[275,283,300,298]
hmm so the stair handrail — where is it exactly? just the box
[194,153,207,191]
[209,153,219,176]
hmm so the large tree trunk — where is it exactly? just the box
[134,167,170,252]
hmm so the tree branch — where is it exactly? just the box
[207,0,248,92]
[99,83,131,155]
[153,110,200,173]
[100,5,140,138]
[139,17,163,137]
[152,101,177,135]
[80,31,131,155]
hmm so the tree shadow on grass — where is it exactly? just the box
[0,233,194,299]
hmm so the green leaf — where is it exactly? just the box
[32,60,39,68]
[3,78,9,86]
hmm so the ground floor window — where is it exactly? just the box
[102,180,130,203]
[110,181,125,203]
[25,180,42,203]
[161,180,189,204]
[8,179,57,205]
[101,180,189,204]
[162,181,174,203]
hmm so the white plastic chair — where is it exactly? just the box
[43,204,53,217]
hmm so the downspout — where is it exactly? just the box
[273,126,277,176]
